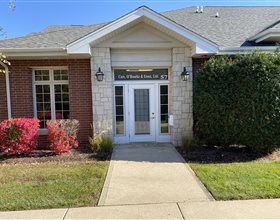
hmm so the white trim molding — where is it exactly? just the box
[0,48,92,59]
[0,61,11,119]
[32,66,69,130]
[248,28,280,43]
[0,48,68,58]
[67,6,219,55]
[218,46,279,55]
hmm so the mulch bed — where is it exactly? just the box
[177,146,280,163]
[2,145,279,165]
[0,148,111,164]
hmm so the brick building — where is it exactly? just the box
[0,6,279,147]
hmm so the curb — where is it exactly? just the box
[97,147,116,206]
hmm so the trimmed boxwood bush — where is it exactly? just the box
[194,50,280,152]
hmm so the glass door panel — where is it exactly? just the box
[134,89,150,135]
[129,84,156,142]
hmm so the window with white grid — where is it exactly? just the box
[33,68,69,128]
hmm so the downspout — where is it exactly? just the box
[1,62,12,119]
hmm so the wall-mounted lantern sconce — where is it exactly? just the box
[181,67,190,81]
[95,67,104,82]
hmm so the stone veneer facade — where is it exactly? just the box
[0,52,205,148]
[91,47,193,146]
[170,48,193,146]
[91,48,114,138]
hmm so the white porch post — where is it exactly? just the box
[1,62,11,119]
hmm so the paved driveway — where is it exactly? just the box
[98,144,212,206]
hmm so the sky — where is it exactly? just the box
[1,0,280,39]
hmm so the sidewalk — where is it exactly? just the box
[98,144,212,206]
[1,199,280,219]
[1,144,279,219]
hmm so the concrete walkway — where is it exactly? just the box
[1,144,280,219]
[98,144,212,206]
[1,199,280,219]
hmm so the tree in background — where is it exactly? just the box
[0,0,15,38]
[0,53,11,73]
[0,0,15,73]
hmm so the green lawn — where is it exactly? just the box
[190,161,280,200]
[0,161,109,211]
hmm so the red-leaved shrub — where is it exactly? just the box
[47,120,79,155]
[0,118,40,155]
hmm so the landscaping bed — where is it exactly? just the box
[178,146,280,163]
[0,160,109,211]
[0,148,111,164]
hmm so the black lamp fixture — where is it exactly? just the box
[181,67,190,81]
[95,67,104,81]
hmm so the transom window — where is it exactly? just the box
[33,68,69,128]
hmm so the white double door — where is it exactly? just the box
[128,84,156,142]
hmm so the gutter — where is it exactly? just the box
[217,46,278,55]
[0,48,69,58]
[0,48,66,52]
[0,47,93,59]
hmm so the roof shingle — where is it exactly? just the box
[0,6,279,49]
[162,6,280,47]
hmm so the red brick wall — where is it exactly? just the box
[2,59,92,148]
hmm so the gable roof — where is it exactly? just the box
[0,6,279,50]
[66,6,218,54]
[162,6,280,47]
[0,23,108,49]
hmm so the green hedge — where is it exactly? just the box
[194,51,280,152]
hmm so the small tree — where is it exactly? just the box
[0,53,11,74]
[0,0,15,39]
[0,0,15,73]
[194,50,280,152]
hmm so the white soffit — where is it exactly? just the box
[95,22,187,48]
[66,6,219,55]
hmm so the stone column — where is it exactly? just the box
[170,47,193,146]
[91,47,113,138]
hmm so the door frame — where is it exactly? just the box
[128,84,156,142]
[113,79,171,144]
